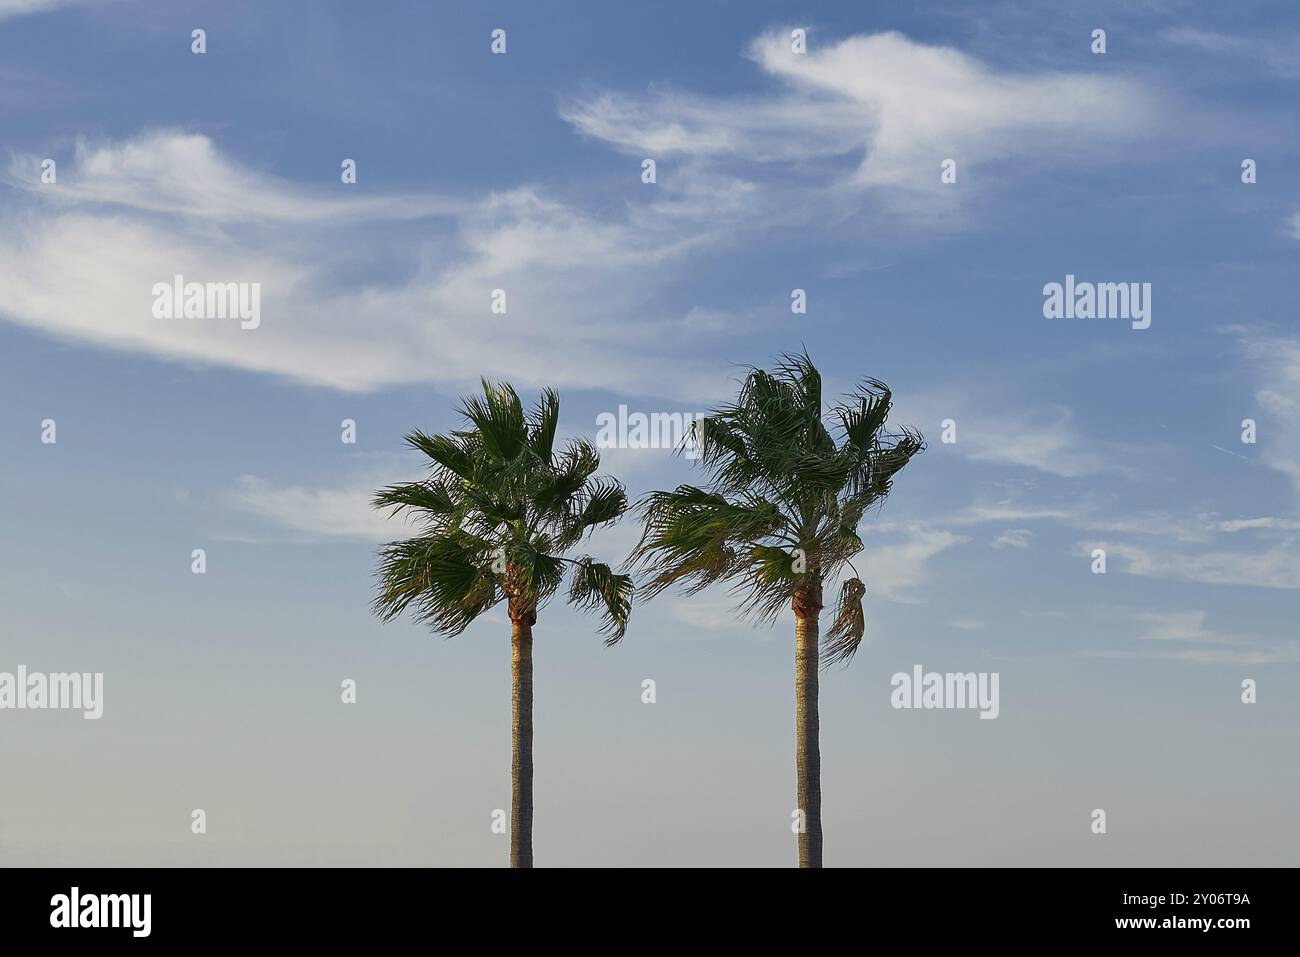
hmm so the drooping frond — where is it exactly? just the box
[567,557,634,645]
[729,544,805,624]
[822,578,866,667]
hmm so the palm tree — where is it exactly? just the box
[372,380,633,868]
[631,353,923,867]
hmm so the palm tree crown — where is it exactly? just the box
[373,380,633,641]
[632,353,922,664]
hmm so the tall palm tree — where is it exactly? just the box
[372,380,633,868]
[631,353,923,867]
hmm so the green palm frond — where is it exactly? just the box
[507,540,567,604]
[373,380,632,642]
[373,530,499,635]
[527,387,560,462]
[568,557,634,645]
[555,477,628,551]
[633,353,923,639]
[534,438,602,520]
[462,378,527,463]
[405,430,475,481]
[372,479,458,519]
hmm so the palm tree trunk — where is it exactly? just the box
[510,618,534,868]
[794,609,823,867]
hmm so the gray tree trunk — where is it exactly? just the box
[794,611,823,867]
[510,619,534,868]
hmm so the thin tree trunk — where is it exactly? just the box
[794,609,823,867]
[510,618,534,868]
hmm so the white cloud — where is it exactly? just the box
[1085,608,1300,664]
[0,29,1168,398]
[0,131,745,397]
[897,390,1118,478]
[1218,517,1300,532]
[1130,610,1232,644]
[565,30,1158,202]
[859,526,967,603]
[226,474,414,543]
[1240,334,1300,500]
[990,528,1032,549]
[1086,643,1300,665]
[1088,540,1300,590]
[937,498,1243,546]
[1163,27,1300,80]
[940,502,1076,526]
[0,0,90,21]
[960,407,1111,478]
[670,592,749,633]
[6,132,466,223]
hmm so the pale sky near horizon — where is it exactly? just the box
[1,0,1298,866]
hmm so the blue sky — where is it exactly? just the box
[1,0,1298,866]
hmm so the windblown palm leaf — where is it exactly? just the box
[373,380,633,643]
[633,352,923,665]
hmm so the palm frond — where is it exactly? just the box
[373,531,500,635]
[372,480,458,519]
[632,354,922,661]
[568,557,633,644]
[406,430,475,481]
[527,387,560,462]
[508,540,566,604]
[561,477,628,544]
[822,577,866,667]
[374,380,632,643]
[461,378,527,464]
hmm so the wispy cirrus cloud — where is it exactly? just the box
[990,529,1033,549]
[1239,333,1300,500]
[1085,540,1300,590]
[5,132,467,223]
[564,29,1160,206]
[226,473,413,544]
[895,391,1126,479]
[1162,27,1300,80]
[0,0,94,21]
[0,131,744,397]
[1083,608,1300,665]
[0,29,1170,399]
[858,525,967,603]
